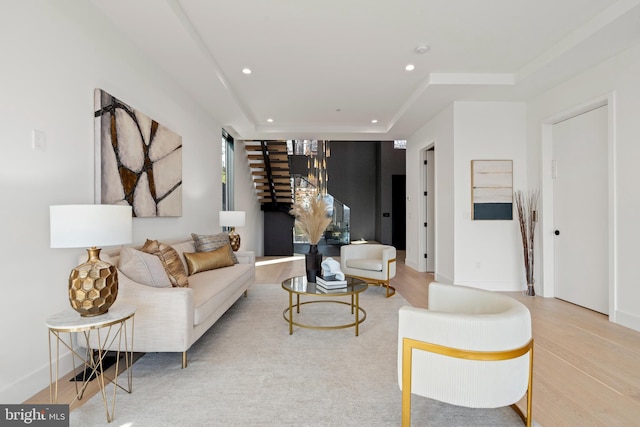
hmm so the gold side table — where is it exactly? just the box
[46,303,135,423]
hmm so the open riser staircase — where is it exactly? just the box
[245,140,293,210]
[245,140,350,253]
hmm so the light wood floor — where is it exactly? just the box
[28,252,640,426]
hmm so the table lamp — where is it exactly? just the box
[219,210,245,251]
[50,204,132,317]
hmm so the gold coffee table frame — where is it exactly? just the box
[281,276,367,336]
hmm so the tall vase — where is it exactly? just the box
[305,244,323,283]
[526,282,535,296]
[525,248,535,296]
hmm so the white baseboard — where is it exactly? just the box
[434,273,453,284]
[0,347,78,404]
[454,280,522,292]
[613,309,640,333]
[404,258,420,271]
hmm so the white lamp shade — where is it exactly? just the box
[50,204,133,248]
[219,210,246,227]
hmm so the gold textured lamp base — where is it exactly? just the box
[69,247,119,317]
[228,228,241,251]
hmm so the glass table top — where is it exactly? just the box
[281,276,367,296]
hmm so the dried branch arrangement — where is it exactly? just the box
[289,196,332,245]
[515,189,539,295]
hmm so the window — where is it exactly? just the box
[222,129,234,210]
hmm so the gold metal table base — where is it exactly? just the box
[47,304,135,423]
[283,297,367,336]
[281,276,368,336]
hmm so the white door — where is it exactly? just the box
[425,149,435,272]
[552,105,608,314]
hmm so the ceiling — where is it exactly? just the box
[90,0,640,141]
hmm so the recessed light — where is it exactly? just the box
[242,68,252,75]
[405,64,415,71]
[267,118,273,123]
[371,119,378,124]
[415,45,430,54]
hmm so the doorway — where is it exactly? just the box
[425,149,435,272]
[552,105,609,314]
[392,174,406,250]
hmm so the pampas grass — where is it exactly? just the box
[515,189,539,294]
[289,196,332,245]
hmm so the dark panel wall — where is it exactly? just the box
[327,142,377,241]
[263,210,294,255]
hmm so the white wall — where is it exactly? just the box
[527,43,640,331]
[407,42,640,330]
[453,102,527,291]
[406,106,455,283]
[406,103,527,291]
[0,0,226,403]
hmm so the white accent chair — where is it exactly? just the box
[398,282,533,426]
[340,244,396,297]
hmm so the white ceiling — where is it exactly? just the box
[90,0,640,141]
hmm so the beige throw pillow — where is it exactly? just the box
[191,232,238,263]
[141,239,189,288]
[118,247,172,288]
[184,245,235,275]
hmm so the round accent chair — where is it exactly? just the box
[339,244,396,297]
[398,282,534,426]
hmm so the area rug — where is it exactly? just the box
[70,284,532,426]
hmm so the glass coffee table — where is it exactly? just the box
[281,276,367,336]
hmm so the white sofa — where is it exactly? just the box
[90,237,255,368]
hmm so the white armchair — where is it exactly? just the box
[340,244,396,297]
[398,282,533,426]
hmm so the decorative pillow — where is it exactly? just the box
[183,245,235,275]
[191,232,238,264]
[141,239,189,288]
[170,240,196,273]
[118,247,172,288]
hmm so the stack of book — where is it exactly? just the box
[315,274,347,290]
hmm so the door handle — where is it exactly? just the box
[554,230,560,236]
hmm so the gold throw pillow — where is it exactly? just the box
[184,245,235,275]
[141,239,189,287]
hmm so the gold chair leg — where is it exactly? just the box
[182,351,188,369]
[401,338,413,427]
[385,281,396,298]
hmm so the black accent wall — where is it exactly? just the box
[327,141,378,242]
[263,141,405,255]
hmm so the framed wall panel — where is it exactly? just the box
[471,160,513,220]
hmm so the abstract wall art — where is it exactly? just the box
[94,89,182,217]
[471,159,513,220]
